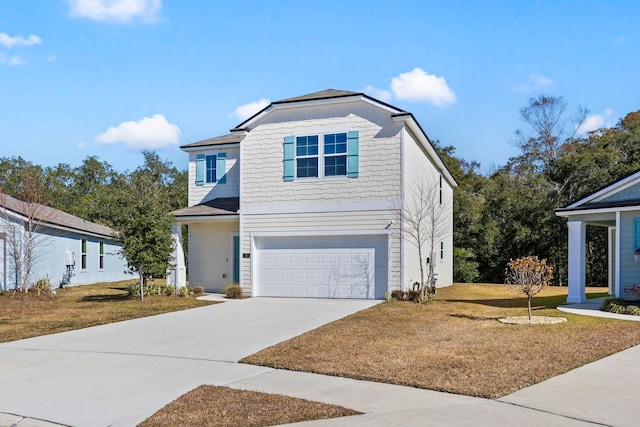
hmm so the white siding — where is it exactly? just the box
[401,128,454,287]
[188,220,239,292]
[188,146,240,207]
[241,210,400,296]
[241,101,403,209]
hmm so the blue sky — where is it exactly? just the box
[1,0,639,174]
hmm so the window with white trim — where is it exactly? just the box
[295,133,349,179]
[99,241,104,270]
[205,154,217,183]
[440,241,444,259]
[81,239,87,270]
[323,133,347,176]
[295,136,319,178]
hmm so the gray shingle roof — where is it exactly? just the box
[1,192,118,239]
[180,133,242,149]
[273,89,363,104]
[171,197,239,217]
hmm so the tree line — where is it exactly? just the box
[445,96,640,285]
[0,151,186,286]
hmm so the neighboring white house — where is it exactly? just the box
[0,192,132,290]
[557,169,640,303]
[171,89,457,298]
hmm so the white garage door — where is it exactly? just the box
[255,235,387,299]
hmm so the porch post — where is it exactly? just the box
[567,220,587,303]
[168,222,187,290]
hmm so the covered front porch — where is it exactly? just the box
[169,197,240,292]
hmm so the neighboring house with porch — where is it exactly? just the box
[0,192,131,290]
[170,89,457,299]
[556,170,640,303]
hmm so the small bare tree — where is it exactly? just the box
[505,256,554,320]
[0,173,50,293]
[401,175,450,302]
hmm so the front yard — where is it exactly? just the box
[0,280,215,343]
[241,284,640,398]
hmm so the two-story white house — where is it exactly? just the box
[170,89,457,299]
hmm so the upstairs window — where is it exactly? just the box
[284,131,358,181]
[195,153,226,185]
[324,133,347,176]
[205,154,217,183]
[295,136,319,178]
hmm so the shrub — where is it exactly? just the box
[626,305,640,316]
[600,298,638,315]
[391,290,405,301]
[146,282,163,296]
[178,286,191,297]
[31,278,55,298]
[127,282,143,297]
[406,290,421,303]
[225,284,243,299]
[453,247,480,283]
[164,285,175,296]
[192,286,204,295]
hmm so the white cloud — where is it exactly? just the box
[8,55,24,66]
[67,0,162,23]
[78,141,87,148]
[513,73,554,93]
[0,33,42,48]
[390,68,457,106]
[363,85,392,103]
[233,98,270,122]
[529,73,554,89]
[95,114,180,149]
[576,109,615,135]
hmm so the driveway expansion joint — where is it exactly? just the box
[495,399,612,426]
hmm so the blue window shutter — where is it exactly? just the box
[195,154,205,186]
[217,152,227,184]
[283,136,295,181]
[347,130,359,178]
[634,218,640,249]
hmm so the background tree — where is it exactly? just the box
[116,152,182,299]
[401,175,450,300]
[0,170,51,292]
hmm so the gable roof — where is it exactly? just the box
[1,192,118,239]
[179,88,457,188]
[273,89,365,104]
[560,168,640,212]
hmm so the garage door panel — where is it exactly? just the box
[256,236,384,299]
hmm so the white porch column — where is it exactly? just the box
[567,221,587,303]
[167,222,187,290]
[608,226,616,297]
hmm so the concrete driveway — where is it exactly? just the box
[0,297,378,427]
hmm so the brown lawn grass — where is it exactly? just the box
[0,280,216,343]
[139,385,360,427]
[241,284,640,398]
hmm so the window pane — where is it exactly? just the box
[325,155,347,176]
[81,239,86,253]
[308,136,318,155]
[297,158,318,178]
[324,133,347,154]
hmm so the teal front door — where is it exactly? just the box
[233,236,240,283]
